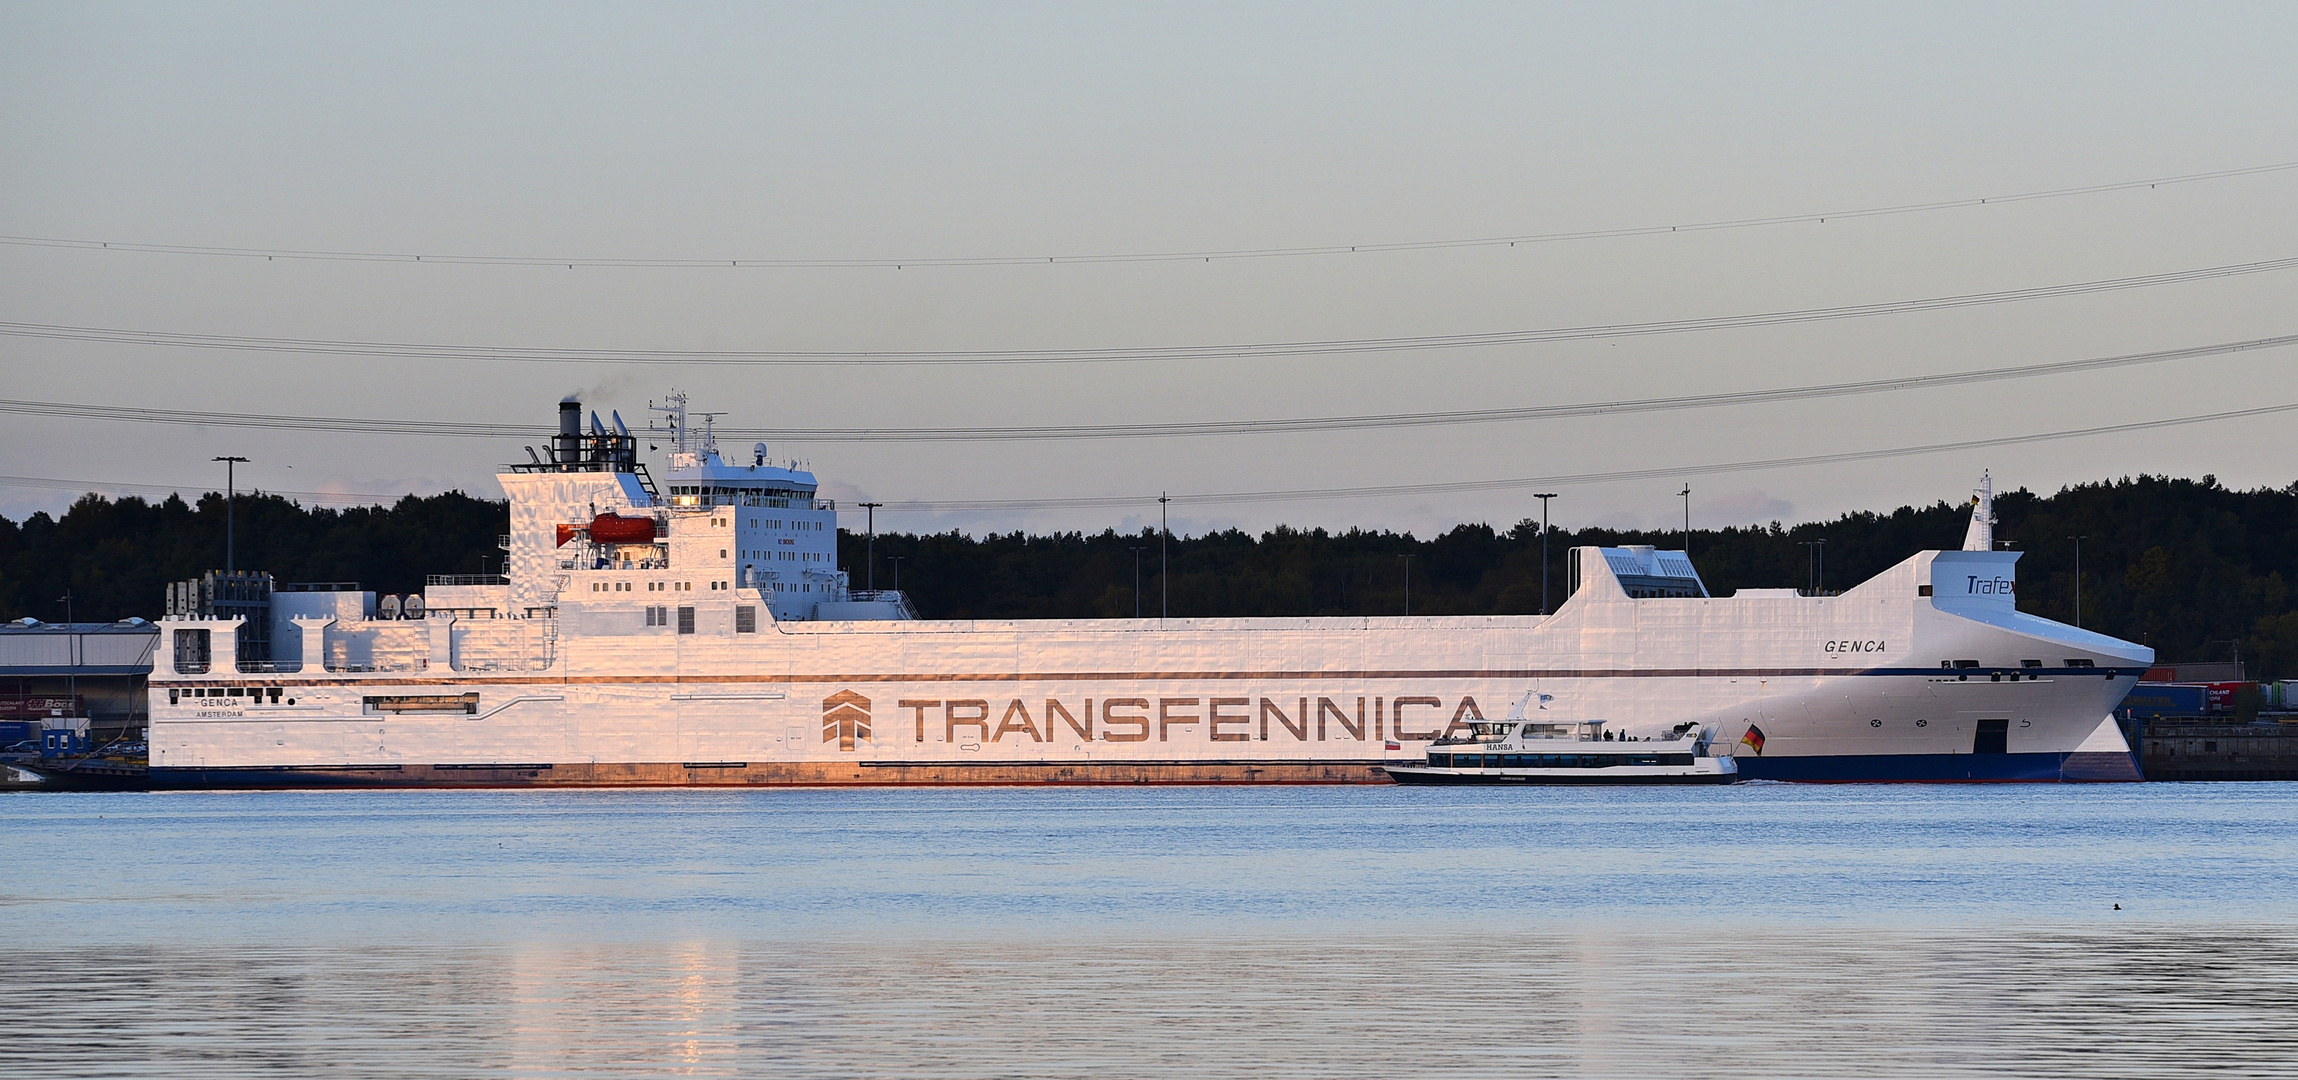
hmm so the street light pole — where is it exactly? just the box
[1399,553,1414,616]
[2067,535,2086,627]
[859,502,881,590]
[59,590,76,714]
[214,456,248,575]
[1679,484,1691,557]
[1798,539,1828,594]
[1129,546,1145,618]
[1534,493,1557,615]
[888,556,904,593]
[1159,493,1170,627]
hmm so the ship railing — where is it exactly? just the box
[236,660,302,674]
[324,660,429,674]
[844,590,919,619]
[427,574,509,586]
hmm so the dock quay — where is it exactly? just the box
[2136,718,2298,782]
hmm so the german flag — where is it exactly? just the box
[1739,724,1767,756]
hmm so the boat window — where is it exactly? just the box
[1427,754,1450,768]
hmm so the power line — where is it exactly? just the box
[5,255,2294,367]
[3,161,2292,270]
[863,401,2298,511]
[3,333,2289,442]
[0,474,426,506]
[11,400,2289,514]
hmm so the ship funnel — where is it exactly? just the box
[1962,470,1997,551]
[555,398,583,467]
[611,410,630,437]
[590,411,607,436]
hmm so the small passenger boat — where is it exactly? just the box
[1382,704,1737,785]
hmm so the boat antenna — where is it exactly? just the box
[648,391,691,456]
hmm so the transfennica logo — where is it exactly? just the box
[823,690,871,751]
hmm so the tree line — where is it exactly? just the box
[3,475,2292,678]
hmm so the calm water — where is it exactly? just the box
[4,784,2296,1078]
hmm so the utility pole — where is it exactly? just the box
[2067,535,2086,627]
[859,502,881,590]
[214,456,248,575]
[1129,546,1145,618]
[1399,553,1414,616]
[1535,493,1558,615]
[1159,493,1170,626]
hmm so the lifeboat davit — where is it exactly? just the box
[556,513,660,547]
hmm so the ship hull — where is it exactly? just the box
[148,759,1389,788]
[145,746,2141,788]
[1735,749,2140,783]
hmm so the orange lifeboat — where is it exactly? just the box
[556,513,660,547]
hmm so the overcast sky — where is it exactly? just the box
[4,2,2294,541]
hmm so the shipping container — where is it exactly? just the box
[2201,682,2252,713]
[2122,683,2210,718]
[0,695,84,719]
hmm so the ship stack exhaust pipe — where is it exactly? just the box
[557,397,581,469]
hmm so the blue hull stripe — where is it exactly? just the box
[1736,751,2141,783]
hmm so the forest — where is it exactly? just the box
[3,474,2293,679]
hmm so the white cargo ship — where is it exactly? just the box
[147,394,2150,786]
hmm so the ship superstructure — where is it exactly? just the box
[147,394,2151,786]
